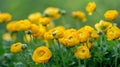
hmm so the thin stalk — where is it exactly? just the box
[78,59,81,67]
[84,59,86,67]
[56,39,65,67]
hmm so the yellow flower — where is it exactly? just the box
[83,42,94,49]
[10,42,22,53]
[29,24,46,38]
[16,19,31,31]
[59,29,79,47]
[77,30,90,42]
[6,21,18,32]
[107,26,120,40]
[39,17,51,25]
[86,2,96,15]
[75,45,90,60]
[28,12,42,24]
[91,30,99,39]
[46,21,55,30]
[44,26,65,40]
[2,33,12,41]
[24,34,33,43]
[0,13,12,22]
[32,46,52,64]
[72,11,86,22]
[44,7,61,19]
[95,20,112,33]
[104,10,118,21]
[80,25,94,33]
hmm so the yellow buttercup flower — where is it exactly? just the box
[77,30,90,42]
[91,30,99,39]
[75,45,90,60]
[2,33,12,41]
[0,13,12,22]
[16,19,31,31]
[28,12,42,24]
[72,11,86,22]
[95,20,112,33]
[39,17,51,26]
[10,42,22,53]
[59,30,79,47]
[29,24,46,38]
[44,7,61,19]
[107,26,120,40]
[44,26,65,40]
[104,10,118,21]
[86,2,96,15]
[6,21,18,32]
[80,25,94,33]
[46,21,55,30]
[32,46,52,64]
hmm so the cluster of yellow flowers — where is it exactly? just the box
[1,1,120,65]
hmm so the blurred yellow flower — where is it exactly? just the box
[75,45,90,60]
[107,26,120,40]
[0,13,12,22]
[95,20,112,33]
[91,30,99,39]
[44,26,65,40]
[44,7,61,19]
[28,12,42,24]
[29,24,46,38]
[104,10,118,21]
[59,29,79,47]
[39,17,51,25]
[86,2,96,15]
[77,30,90,42]
[2,33,12,41]
[10,42,22,53]
[72,11,86,22]
[80,25,94,33]
[32,46,52,64]
[6,21,18,32]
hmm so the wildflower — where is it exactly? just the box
[39,17,51,26]
[72,11,86,22]
[75,45,90,60]
[2,33,12,41]
[104,10,118,21]
[95,20,112,33]
[16,19,31,31]
[107,26,120,40]
[28,12,42,24]
[24,34,33,42]
[0,13,12,22]
[43,7,61,19]
[44,26,65,40]
[29,24,46,38]
[32,46,52,64]
[86,2,96,15]
[91,30,99,39]
[59,29,79,47]
[6,21,18,32]
[10,42,22,53]
[79,25,94,33]
[77,30,90,42]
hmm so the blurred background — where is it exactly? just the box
[0,0,120,55]
[0,0,120,26]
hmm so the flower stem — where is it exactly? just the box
[84,60,86,67]
[78,59,81,67]
[56,39,65,67]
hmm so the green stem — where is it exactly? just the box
[56,39,65,67]
[100,35,103,67]
[78,59,81,67]
[84,60,86,67]
[115,40,118,67]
